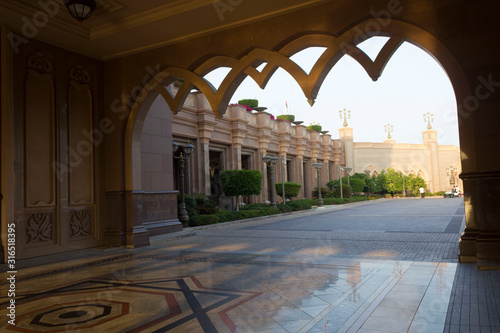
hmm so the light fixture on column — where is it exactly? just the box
[262,155,279,208]
[364,169,371,196]
[446,166,458,185]
[313,161,324,207]
[423,112,434,130]
[339,109,351,127]
[173,140,196,227]
[384,124,394,140]
[64,0,96,26]
[343,166,352,187]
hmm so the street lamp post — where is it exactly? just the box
[402,170,409,197]
[344,166,352,187]
[313,162,324,207]
[338,164,343,199]
[172,140,195,227]
[446,166,457,186]
[280,155,286,203]
[364,169,371,197]
[262,155,279,208]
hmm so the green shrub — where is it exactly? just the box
[275,182,302,199]
[312,187,328,198]
[240,203,270,210]
[189,214,220,226]
[349,179,366,193]
[384,193,392,198]
[286,199,312,211]
[220,169,262,210]
[220,170,262,197]
[434,191,446,196]
[237,99,258,109]
[322,198,346,205]
[178,194,198,217]
[276,114,295,122]
[306,124,322,132]
[425,191,432,197]
[198,201,219,215]
[329,185,352,198]
[277,203,293,213]
[240,210,263,219]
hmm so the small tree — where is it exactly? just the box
[349,178,366,193]
[275,182,302,200]
[385,169,403,194]
[220,170,262,211]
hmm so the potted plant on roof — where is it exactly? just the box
[307,122,322,132]
[276,114,295,123]
[237,98,258,112]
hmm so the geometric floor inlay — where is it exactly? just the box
[2,276,261,332]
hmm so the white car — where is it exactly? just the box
[444,187,461,198]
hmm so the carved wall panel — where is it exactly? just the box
[69,209,93,238]
[24,52,55,207]
[68,65,94,205]
[25,211,54,245]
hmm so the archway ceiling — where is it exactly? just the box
[0,0,332,60]
[156,34,404,119]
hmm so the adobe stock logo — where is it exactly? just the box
[8,0,63,54]
[213,0,244,22]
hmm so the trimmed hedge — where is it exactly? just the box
[187,195,369,227]
[220,169,262,197]
[312,187,328,198]
[349,179,366,193]
[306,124,322,132]
[285,199,312,211]
[237,99,258,109]
[276,182,302,199]
[277,114,295,122]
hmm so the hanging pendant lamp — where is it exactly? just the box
[64,0,96,26]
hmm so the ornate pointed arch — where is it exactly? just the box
[363,165,381,177]
[124,18,470,129]
[124,17,471,194]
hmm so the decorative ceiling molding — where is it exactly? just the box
[90,0,214,39]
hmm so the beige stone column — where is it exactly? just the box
[422,130,440,193]
[339,127,354,171]
[199,137,211,196]
[321,134,333,188]
[197,107,217,196]
[295,125,306,199]
[257,112,272,203]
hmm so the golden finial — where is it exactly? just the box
[384,124,394,139]
[339,109,351,127]
[423,112,434,130]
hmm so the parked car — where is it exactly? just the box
[444,187,461,198]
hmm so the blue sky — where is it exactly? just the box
[206,37,459,146]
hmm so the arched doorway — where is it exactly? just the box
[122,18,480,259]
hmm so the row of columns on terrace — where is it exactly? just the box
[184,102,349,202]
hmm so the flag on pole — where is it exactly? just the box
[285,101,288,113]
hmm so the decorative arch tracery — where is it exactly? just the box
[143,23,408,119]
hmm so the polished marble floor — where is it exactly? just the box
[1,248,456,332]
[2,199,496,332]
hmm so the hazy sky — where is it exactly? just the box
[207,37,460,146]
